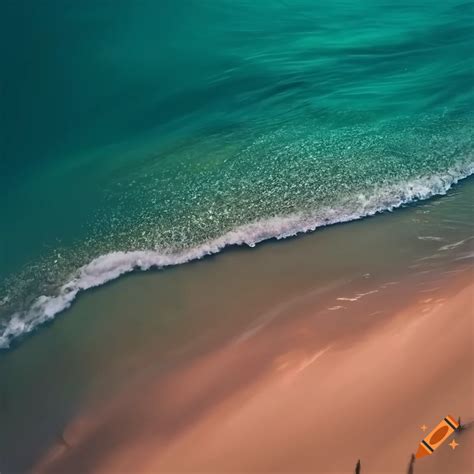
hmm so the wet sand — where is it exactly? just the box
[34,271,473,473]
[0,180,473,473]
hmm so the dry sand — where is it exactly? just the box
[36,275,473,474]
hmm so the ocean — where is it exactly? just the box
[1,0,473,348]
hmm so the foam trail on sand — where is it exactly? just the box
[0,163,473,350]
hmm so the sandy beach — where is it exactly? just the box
[34,269,473,474]
[1,180,472,473]
[2,2,473,473]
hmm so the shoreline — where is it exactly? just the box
[35,271,473,473]
[1,178,472,473]
[2,2,474,473]
[1,170,473,352]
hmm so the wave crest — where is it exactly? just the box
[1,162,473,350]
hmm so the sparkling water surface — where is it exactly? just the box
[1,0,473,347]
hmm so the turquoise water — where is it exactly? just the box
[1,0,473,348]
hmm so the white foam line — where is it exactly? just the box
[295,345,332,374]
[455,251,474,260]
[417,236,444,242]
[337,289,379,302]
[442,268,467,275]
[438,237,473,251]
[1,162,473,349]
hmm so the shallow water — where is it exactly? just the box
[1,0,473,347]
[0,177,472,472]
[0,2,473,469]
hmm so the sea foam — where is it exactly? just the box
[0,162,472,350]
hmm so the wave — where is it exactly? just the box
[1,162,473,350]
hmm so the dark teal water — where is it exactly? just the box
[1,0,473,348]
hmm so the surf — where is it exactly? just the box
[1,162,472,350]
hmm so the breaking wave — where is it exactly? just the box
[0,162,473,350]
